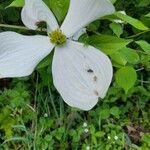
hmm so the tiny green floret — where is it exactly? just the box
[49,29,66,45]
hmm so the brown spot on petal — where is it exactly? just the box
[93,76,98,82]
[94,90,99,96]
[87,69,94,73]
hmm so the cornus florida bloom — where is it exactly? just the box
[0,0,115,110]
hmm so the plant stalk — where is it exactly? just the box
[0,23,47,32]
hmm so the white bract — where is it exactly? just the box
[0,0,115,110]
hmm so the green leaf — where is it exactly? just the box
[109,22,123,37]
[89,35,132,55]
[7,0,24,8]
[111,47,139,66]
[95,131,105,138]
[136,40,150,54]
[138,0,150,7]
[110,107,121,118]
[110,0,118,4]
[87,20,100,32]
[119,47,140,64]
[115,67,137,93]
[44,0,69,23]
[114,12,149,31]
[111,47,139,65]
[37,53,54,69]
[145,13,150,18]
[99,108,110,119]
[111,51,127,66]
[3,137,28,144]
[4,8,20,22]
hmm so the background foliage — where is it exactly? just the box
[0,0,150,149]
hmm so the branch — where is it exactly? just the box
[0,23,47,32]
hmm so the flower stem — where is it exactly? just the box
[0,23,47,32]
[126,29,150,39]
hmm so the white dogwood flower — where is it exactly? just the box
[0,0,115,110]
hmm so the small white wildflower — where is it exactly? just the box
[86,146,90,150]
[83,122,88,127]
[114,136,118,140]
[44,113,48,117]
[108,136,111,140]
[84,128,89,133]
